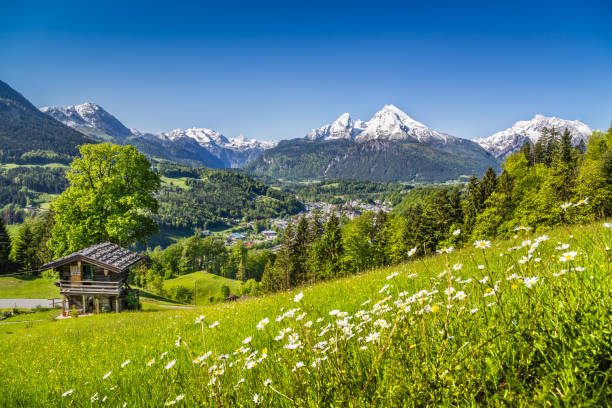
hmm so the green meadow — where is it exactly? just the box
[163,272,243,305]
[0,275,59,299]
[0,222,610,407]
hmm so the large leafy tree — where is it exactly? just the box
[48,143,161,257]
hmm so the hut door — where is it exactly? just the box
[70,264,81,282]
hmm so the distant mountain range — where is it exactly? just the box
[474,115,593,159]
[41,102,276,168]
[0,79,595,183]
[246,105,500,183]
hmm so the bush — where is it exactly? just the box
[220,285,230,299]
[241,279,258,296]
[124,290,141,310]
[41,269,59,281]
[69,306,79,318]
[168,286,193,304]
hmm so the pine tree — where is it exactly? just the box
[260,259,277,293]
[479,167,498,203]
[10,221,37,273]
[559,128,574,166]
[280,224,294,289]
[373,210,390,267]
[576,138,587,155]
[314,212,343,280]
[309,214,324,242]
[544,127,561,166]
[462,175,482,236]
[236,259,247,282]
[0,217,11,273]
[448,187,463,225]
[289,217,310,286]
[519,140,533,165]
[533,139,545,164]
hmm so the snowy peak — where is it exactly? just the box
[163,127,276,152]
[475,115,593,159]
[41,102,132,138]
[306,112,364,141]
[165,127,231,146]
[305,105,452,144]
[357,105,451,143]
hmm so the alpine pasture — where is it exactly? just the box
[1,222,610,407]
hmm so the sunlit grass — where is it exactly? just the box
[0,221,610,406]
[163,271,242,305]
[0,275,59,299]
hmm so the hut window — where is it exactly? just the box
[83,265,94,281]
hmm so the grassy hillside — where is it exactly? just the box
[0,275,59,299]
[163,271,243,305]
[0,222,610,406]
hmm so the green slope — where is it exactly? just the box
[0,221,609,406]
[163,271,242,304]
[0,275,59,299]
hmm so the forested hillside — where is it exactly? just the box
[288,178,408,204]
[0,80,95,164]
[155,164,304,230]
[244,137,499,182]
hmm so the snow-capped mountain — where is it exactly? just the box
[162,127,275,153]
[41,102,132,138]
[247,104,499,183]
[41,103,276,168]
[475,115,593,159]
[306,113,365,140]
[306,105,453,144]
[160,127,277,167]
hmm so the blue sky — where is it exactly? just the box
[1,0,610,140]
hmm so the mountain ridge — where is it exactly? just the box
[41,102,277,168]
[306,104,452,144]
[0,80,96,164]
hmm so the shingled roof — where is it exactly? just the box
[41,242,142,273]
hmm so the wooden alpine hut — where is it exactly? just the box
[41,242,142,314]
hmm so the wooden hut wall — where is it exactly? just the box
[58,264,71,280]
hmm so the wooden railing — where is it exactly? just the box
[59,280,123,295]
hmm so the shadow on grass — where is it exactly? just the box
[137,288,185,305]
[3,274,41,282]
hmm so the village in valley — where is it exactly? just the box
[222,200,393,249]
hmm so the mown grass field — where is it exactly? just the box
[163,271,242,305]
[0,275,60,299]
[0,222,610,407]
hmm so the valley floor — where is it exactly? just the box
[0,222,610,406]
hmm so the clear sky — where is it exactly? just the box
[1,0,610,141]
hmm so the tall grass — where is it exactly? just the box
[0,222,610,406]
